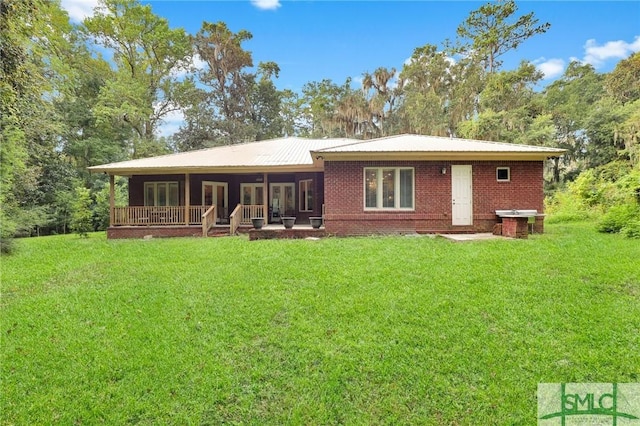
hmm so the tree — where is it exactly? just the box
[458,61,545,143]
[399,44,484,137]
[617,100,640,166]
[194,21,253,123]
[606,53,640,167]
[542,61,605,179]
[250,62,287,140]
[70,187,93,237]
[55,49,132,180]
[299,79,349,137]
[455,0,550,73]
[361,67,403,136]
[181,22,286,147]
[1,0,77,245]
[84,0,193,157]
[605,52,640,105]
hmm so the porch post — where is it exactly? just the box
[184,173,190,225]
[109,174,115,227]
[263,172,268,222]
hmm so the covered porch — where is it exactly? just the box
[104,170,324,238]
[88,137,338,239]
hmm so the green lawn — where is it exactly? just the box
[2,223,639,425]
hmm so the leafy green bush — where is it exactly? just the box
[545,184,599,224]
[0,213,16,254]
[546,163,639,226]
[70,187,93,237]
[91,178,128,231]
[596,203,640,233]
[621,220,640,239]
[570,169,603,206]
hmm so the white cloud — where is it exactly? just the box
[60,0,99,22]
[171,54,208,78]
[156,107,185,138]
[192,55,207,71]
[583,36,640,68]
[250,0,281,11]
[534,58,565,80]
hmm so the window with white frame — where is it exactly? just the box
[299,179,314,212]
[364,168,414,210]
[496,167,510,182]
[144,182,179,206]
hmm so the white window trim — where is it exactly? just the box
[363,167,415,211]
[299,179,313,212]
[144,181,179,206]
[496,167,511,182]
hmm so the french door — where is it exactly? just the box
[270,183,295,222]
[202,181,228,224]
[241,183,264,206]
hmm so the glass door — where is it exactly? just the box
[270,183,295,222]
[202,181,228,224]
[241,184,264,206]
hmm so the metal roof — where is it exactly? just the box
[89,134,566,175]
[311,134,566,161]
[88,137,353,175]
[316,134,566,154]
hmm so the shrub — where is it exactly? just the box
[596,203,640,233]
[92,178,127,231]
[70,187,93,237]
[621,220,640,239]
[545,186,598,224]
[0,215,16,254]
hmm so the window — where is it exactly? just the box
[144,182,179,206]
[364,168,414,210]
[299,179,314,212]
[496,167,510,182]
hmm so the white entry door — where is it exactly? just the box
[202,181,228,224]
[451,165,473,226]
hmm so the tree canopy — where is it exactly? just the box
[1,0,637,246]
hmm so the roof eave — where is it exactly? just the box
[88,164,324,176]
[312,151,566,161]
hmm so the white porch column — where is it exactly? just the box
[109,174,115,227]
[263,172,268,221]
[184,173,190,225]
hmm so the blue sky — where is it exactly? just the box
[61,0,640,134]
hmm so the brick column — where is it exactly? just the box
[502,217,529,238]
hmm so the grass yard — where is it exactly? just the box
[1,223,639,425]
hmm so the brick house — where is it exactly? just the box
[89,134,564,238]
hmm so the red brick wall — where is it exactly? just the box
[501,217,529,238]
[323,160,544,235]
[107,226,202,239]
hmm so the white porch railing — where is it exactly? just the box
[241,205,265,225]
